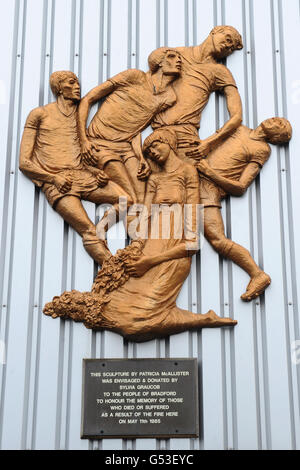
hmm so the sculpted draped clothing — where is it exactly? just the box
[99,162,201,341]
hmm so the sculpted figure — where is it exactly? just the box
[151,26,243,161]
[196,117,292,300]
[44,129,236,342]
[78,48,182,204]
[19,71,129,265]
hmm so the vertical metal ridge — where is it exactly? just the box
[98,0,105,84]
[77,0,84,78]
[192,0,203,449]
[163,2,169,451]
[0,0,20,335]
[249,0,272,449]
[223,0,238,450]
[226,197,238,449]
[277,0,299,447]
[124,0,133,367]
[219,257,229,449]
[278,0,300,409]
[54,0,78,445]
[65,0,84,449]
[156,0,160,47]
[155,0,162,369]
[127,0,132,69]
[31,198,47,450]
[0,0,27,449]
[31,0,55,449]
[241,0,250,125]
[21,0,50,447]
[92,0,105,363]
[269,0,296,449]
[106,0,111,79]
[21,188,40,449]
[0,9,20,448]
[135,0,140,70]
[184,0,189,47]
[164,0,168,46]
[55,225,69,449]
[192,0,197,46]
[241,0,262,449]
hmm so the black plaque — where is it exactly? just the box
[81,358,199,439]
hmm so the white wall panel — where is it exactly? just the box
[0,0,299,450]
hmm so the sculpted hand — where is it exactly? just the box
[137,159,151,181]
[196,159,212,177]
[95,169,109,187]
[53,174,72,194]
[186,140,211,160]
[81,139,98,166]
[125,256,153,277]
[177,138,200,149]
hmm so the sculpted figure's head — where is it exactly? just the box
[260,117,292,145]
[209,25,243,59]
[50,71,81,101]
[143,129,177,165]
[148,47,182,76]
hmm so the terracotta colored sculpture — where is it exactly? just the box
[195,117,292,300]
[19,25,294,343]
[19,71,129,265]
[78,48,182,204]
[151,26,244,160]
[44,129,237,341]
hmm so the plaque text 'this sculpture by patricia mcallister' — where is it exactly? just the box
[19,26,292,342]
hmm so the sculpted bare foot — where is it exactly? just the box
[206,310,237,327]
[241,272,271,302]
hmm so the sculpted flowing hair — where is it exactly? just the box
[210,25,243,50]
[50,71,78,97]
[143,129,178,155]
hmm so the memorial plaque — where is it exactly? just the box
[81,358,199,439]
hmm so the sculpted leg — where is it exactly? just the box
[204,207,271,300]
[85,182,133,238]
[55,196,110,264]
[103,160,137,203]
[124,157,146,204]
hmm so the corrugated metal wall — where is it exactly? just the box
[0,0,299,450]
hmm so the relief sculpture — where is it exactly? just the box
[19,26,293,342]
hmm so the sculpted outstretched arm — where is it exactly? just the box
[19,111,55,185]
[19,109,73,193]
[197,160,261,197]
[78,81,115,164]
[186,86,243,159]
[215,85,243,143]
